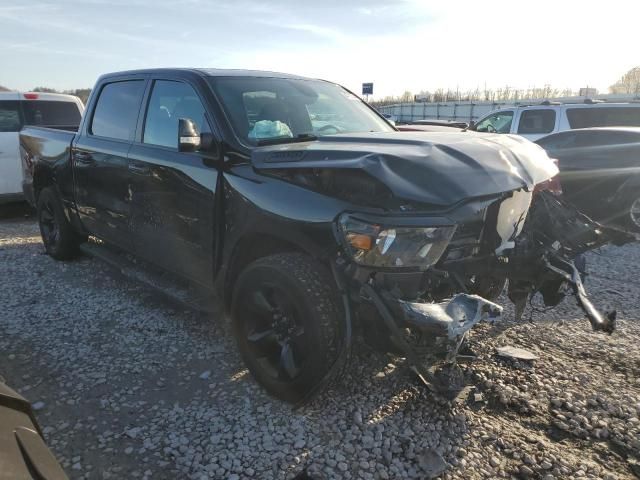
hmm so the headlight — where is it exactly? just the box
[339,214,457,268]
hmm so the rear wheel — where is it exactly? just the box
[231,253,342,403]
[37,187,83,260]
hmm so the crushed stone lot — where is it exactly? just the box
[1,212,639,480]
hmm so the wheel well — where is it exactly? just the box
[224,233,306,310]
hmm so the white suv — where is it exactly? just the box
[0,92,83,203]
[470,102,640,141]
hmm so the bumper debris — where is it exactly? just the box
[398,294,502,341]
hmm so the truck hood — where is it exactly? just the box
[252,131,558,207]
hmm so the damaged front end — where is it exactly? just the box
[336,189,636,397]
[254,132,636,398]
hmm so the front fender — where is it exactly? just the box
[216,165,358,305]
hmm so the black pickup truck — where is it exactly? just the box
[19,68,633,402]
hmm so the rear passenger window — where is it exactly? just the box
[91,80,145,141]
[518,109,556,134]
[0,101,22,132]
[566,107,640,128]
[143,80,209,149]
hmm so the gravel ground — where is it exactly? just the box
[1,210,639,480]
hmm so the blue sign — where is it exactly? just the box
[362,83,373,95]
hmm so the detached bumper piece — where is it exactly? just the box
[544,256,617,333]
[398,294,503,344]
[363,284,502,398]
[509,192,637,333]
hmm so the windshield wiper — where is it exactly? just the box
[256,133,317,146]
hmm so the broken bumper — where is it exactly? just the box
[362,284,502,395]
[398,294,502,341]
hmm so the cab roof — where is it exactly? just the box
[101,67,312,81]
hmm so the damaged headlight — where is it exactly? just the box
[339,214,457,268]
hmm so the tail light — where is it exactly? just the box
[23,93,39,100]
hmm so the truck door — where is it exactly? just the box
[0,100,23,199]
[73,79,146,250]
[127,79,218,286]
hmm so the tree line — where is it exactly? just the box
[373,85,576,106]
[372,66,640,106]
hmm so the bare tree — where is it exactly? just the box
[400,91,414,102]
[0,85,11,92]
[610,66,640,94]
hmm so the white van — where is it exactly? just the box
[470,102,640,141]
[0,92,83,203]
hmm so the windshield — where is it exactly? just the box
[208,77,394,146]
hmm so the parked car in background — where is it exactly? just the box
[409,119,468,129]
[396,124,463,133]
[535,127,640,231]
[0,92,83,204]
[469,101,640,141]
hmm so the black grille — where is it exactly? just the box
[441,199,503,262]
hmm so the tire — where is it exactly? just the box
[231,253,343,403]
[37,187,83,260]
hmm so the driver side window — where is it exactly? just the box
[144,80,209,149]
[475,111,514,133]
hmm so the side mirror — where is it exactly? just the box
[178,118,201,152]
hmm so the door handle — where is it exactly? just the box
[74,151,94,165]
[128,162,150,175]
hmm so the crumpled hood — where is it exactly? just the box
[252,131,558,207]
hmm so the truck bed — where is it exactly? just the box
[19,126,77,206]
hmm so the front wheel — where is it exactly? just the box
[37,187,84,260]
[231,253,343,403]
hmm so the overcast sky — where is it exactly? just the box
[1,0,638,98]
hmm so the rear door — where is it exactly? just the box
[127,78,219,285]
[0,100,23,198]
[73,78,146,250]
[515,108,558,141]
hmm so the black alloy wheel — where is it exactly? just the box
[232,253,342,403]
[241,283,306,381]
[39,197,59,248]
[36,187,83,260]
